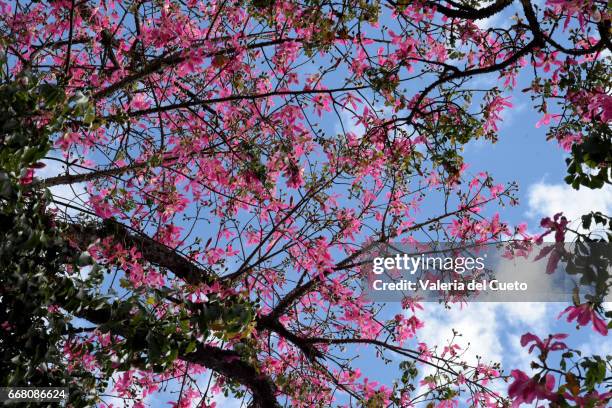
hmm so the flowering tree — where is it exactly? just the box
[1,0,610,407]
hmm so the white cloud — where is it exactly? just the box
[527,182,612,224]
[498,302,550,333]
[505,333,535,372]
[474,8,518,30]
[475,15,501,30]
[212,393,243,408]
[416,302,550,366]
[411,302,551,401]
[417,303,503,364]
[36,158,89,216]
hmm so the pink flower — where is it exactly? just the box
[129,94,151,110]
[19,168,34,185]
[113,371,133,396]
[484,96,513,132]
[312,93,332,116]
[441,344,461,358]
[559,304,608,336]
[401,296,423,313]
[284,160,304,188]
[475,364,500,386]
[88,189,118,219]
[508,369,556,406]
[418,342,432,361]
[520,332,568,354]
[588,93,612,123]
[546,0,591,30]
[536,213,568,244]
[535,113,561,128]
[47,304,61,313]
[534,51,562,73]
[556,132,582,151]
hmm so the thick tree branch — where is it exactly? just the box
[68,221,216,285]
[37,161,148,188]
[389,0,513,20]
[74,299,280,407]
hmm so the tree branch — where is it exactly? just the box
[68,221,216,285]
[73,298,281,407]
[389,0,513,20]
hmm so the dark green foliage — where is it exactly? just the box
[0,72,257,406]
[565,129,612,190]
[0,73,101,406]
